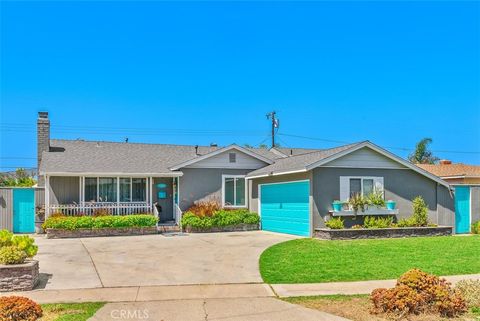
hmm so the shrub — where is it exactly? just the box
[186,200,221,217]
[325,217,344,229]
[0,246,27,265]
[370,269,467,318]
[366,190,386,208]
[397,217,416,228]
[455,279,480,308]
[11,235,38,258]
[42,214,157,230]
[0,296,43,321]
[412,196,429,226]
[363,216,393,229]
[0,230,37,264]
[471,221,480,234]
[181,210,259,230]
[351,224,363,229]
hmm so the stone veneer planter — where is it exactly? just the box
[45,226,158,239]
[0,260,39,292]
[315,226,453,240]
[184,223,259,233]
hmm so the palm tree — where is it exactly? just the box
[408,138,439,164]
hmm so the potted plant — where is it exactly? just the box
[349,193,367,214]
[332,200,343,212]
[386,200,396,210]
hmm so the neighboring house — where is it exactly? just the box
[37,112,456,236]
[418,161,480,234]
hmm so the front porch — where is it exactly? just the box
[44,175,182,224]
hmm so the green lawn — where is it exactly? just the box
[260,235,480,284]
[41,302,105,321]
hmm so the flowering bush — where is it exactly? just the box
[370,269,467,318]
[181,210,259,230]
[0,246,27,265]
[186,200,221,217]
[0,296,42,321]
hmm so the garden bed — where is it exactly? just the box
[315,226,452,240]
[45,226,158,239]
[0,260,39,292]
[184,223,258,233]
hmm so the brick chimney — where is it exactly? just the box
[439,159,452,165]
[37,111,50,186]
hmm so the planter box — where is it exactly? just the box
[184,223,259,233]
[329,209,399,216]
[315,226,453,240]
[45,226,158,239]
[0,260,39,292]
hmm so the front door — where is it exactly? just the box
[13,188,35,233]
[455,186,470,234]
[154,178,174,222]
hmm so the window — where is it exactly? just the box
[229,153,236,163]
[120,178,131,202]
[84,177,146,203]
[98,177,117,202]
[222,175,246,207]
[340,176,384,200]
[132,178,146,202]
[85,177,97,202]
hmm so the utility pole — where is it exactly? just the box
[266,111,279,149]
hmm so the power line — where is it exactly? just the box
[279,133,480,155]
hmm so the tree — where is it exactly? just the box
[0,168,36,187]
[408,138,439,164]
[243,144,253,148]
[258,144,268,149]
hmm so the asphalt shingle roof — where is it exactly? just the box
[417,163,480,178]
[246,142,361,177]
[39,139,280,174]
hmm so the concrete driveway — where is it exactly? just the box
[34,231,296,290]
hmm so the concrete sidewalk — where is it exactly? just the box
[271,274,480,297]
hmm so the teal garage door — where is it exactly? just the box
[455,186,470,234]
[260,181,310,236]
[13,189,35,233]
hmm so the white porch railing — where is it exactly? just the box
[174,204,183,228]
[47,202,152,216]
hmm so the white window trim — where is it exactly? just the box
[83,176,148,203]
[341,176,384,200]
[221,174,247,208]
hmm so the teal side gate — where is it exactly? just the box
[13,189,35,233]
[455,186,470,234]
[260,181,310,236]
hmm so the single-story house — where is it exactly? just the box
[418,161,480,234]
[37,112,456,236]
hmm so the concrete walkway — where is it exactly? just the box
[271,274,480,297]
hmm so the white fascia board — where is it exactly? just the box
[246,168,307,180]
[169,144,274,170]
[306,141,451,189]
[41,171,184,177]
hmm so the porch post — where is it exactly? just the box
[116,176,120,215]
[45,175,50,218]
[150,177,153,213]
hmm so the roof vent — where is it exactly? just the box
[439,160,452,165]
[195,145,199,155]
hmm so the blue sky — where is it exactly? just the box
[1,1,479,171]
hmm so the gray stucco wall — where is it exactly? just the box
[179,168,252,211]
[49,176,79,204]
[312,168,454,228]
[471,186,480,225]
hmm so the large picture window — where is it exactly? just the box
[222,175,246,207]
[84,177,146,203]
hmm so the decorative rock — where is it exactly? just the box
[314,226,453,240]
[0,260,39,292]
[46,226,158,239]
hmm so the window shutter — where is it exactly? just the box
[374,177,385,196]
[340,177,349,201]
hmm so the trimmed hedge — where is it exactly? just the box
[43,214,157,230]
[181,209,259,230]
